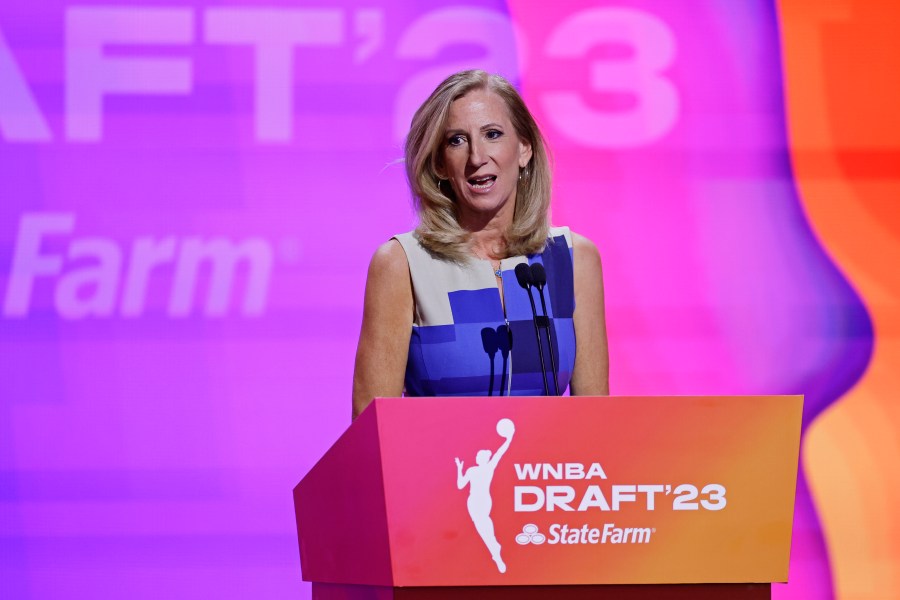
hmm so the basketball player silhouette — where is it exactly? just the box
[455,418,514,573]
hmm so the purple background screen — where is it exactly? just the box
[0,1,874,598]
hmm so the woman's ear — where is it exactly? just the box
[518,140,533,168]
[432,156,446,180]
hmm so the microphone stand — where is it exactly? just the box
[515,263,550,396]
[530,263,560,396]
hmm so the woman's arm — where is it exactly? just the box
[351,240,414,419]
[455,457,467,489]
[569,232,610,396]
[489,433,514,469]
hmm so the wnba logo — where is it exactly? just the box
[455,418,515,573]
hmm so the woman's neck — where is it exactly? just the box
[459,201,514,261]
[465,219,509,260]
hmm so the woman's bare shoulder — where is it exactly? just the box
[569,231,602,271]
[367,238,410,282]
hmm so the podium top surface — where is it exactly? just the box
[295,395,803,587]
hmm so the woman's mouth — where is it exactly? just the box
[467,175,497,191]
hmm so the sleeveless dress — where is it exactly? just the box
[393,227,576,397]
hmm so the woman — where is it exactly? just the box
[352,70,608,419]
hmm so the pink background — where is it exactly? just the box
[0,1,887,599]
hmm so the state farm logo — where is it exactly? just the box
[515,523,546,545]
[2,213,299,319]
[516,523,654,545]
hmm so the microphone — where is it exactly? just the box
[515,263,550,396]
[530,263,560,396]
[514,262,532,288]
[481,327,499,396]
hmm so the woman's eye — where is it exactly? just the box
[486,129,503,140]
[448,134,465,146]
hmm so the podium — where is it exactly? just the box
[294,396,802,599]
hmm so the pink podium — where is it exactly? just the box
[294,396,802,599]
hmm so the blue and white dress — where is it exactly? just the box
[394,227,576,397]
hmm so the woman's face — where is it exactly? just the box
[438,89,533,227]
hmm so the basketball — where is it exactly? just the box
[496,418,515,437]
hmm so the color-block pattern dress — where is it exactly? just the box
[394,227,576,397]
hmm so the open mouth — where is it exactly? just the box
[467,175,497,190]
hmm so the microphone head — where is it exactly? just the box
[499,324,512,352]
[514,263,533,288]
[530,262,547,286]
[480,327,499,355]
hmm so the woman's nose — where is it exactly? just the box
[468,138,487,167]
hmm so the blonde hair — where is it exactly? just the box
[404,70,552,262]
